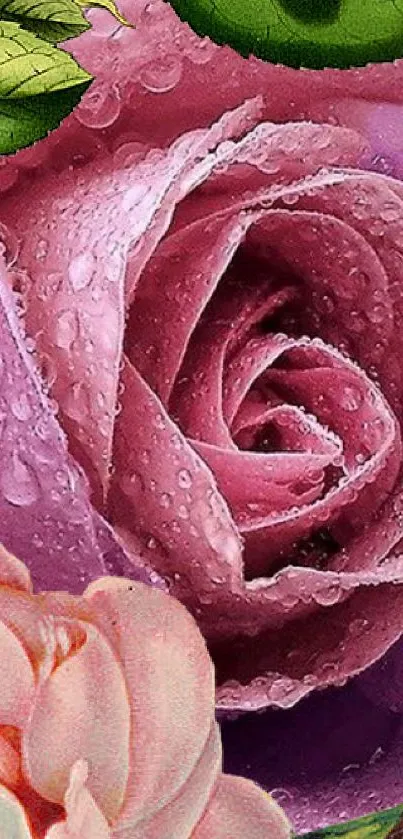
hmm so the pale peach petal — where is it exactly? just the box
[0,619,35,728]
[191,775,291,839]
[22,620,130,822]
[84,578,216,825]
[0,733,21,789]
[0,545,32,593]
[0,589,49,674]
[113,723,221,839]
[45,761,111,839]
[0,783,33,838]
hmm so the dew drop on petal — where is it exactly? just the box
[113,141,148,168]
[10,393,32,422]
[340,384,363,412]
[367,303,388,325]
[68,253,96,292]
[349,618,370,637]
[0,223,19,267]
[178,468,192,489]
[139,53,183,93]
[38,352,58,390]
[35,239,49,260]
[159,492,171,508]
[63,382,91,422]
[76,85,121,129]
[183,34,217,65]
[1,452,39,506]
[53,310,80,350]
[314,583,343,606]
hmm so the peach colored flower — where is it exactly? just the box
[0,543,289,839]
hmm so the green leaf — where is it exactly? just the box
[75,0,133,29]
[296,804,403,839]
[0,22,91,96]
[0,21,91,152]
[0,0,90,44]
[166,0,403,69]
[0,0,132,45]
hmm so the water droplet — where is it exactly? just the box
[38,352,57,389]
[184,35,217,65]
[178,468,192,489]
[1,452,39,506]
[159,492,171,508]
[282,191,300,206]
[154,413,166,430]
[268,676,299,703]
[0,411,6,441]
[340,384,363,412]
[76,84,121,129]
[120,471,142,497]
[170,434,183,451]
[139,53,183,93]
[35,239,49,260]
[36,275,61,306]
[113,141,147,169]
[178,504,189,519]
[68,252,96,292]
[349,618,369,637]
[0,223,19,267]
[11,393,32,422]
[24,336,36,354]
[392,227,403,250]
[317,294,335,315]
[352,200,369,221]
[314,583,342,606]
[368,303,388,325]
[63,382,91,422]
[53,310,79,351]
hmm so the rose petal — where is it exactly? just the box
[127,123,367,410]
[0,98,263,509]
[214,578,403,711]
[0,545,32,593]
[0,733,21,789]
[113,724,221,839]
[0,259,136,594]
[84,577,217,827]
[191,774,291,839]
[45,761,111,839]
[109,359,243,607]
[22,619,130,822]
[0,619,34,728]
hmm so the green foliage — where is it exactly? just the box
[297,805,403,839]
[0,0,131,153]
[167,0,403,69]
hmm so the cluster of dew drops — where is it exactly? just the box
[0,0,218,194]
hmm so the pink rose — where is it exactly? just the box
[0,542,288,838]
[3,85,403,717]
